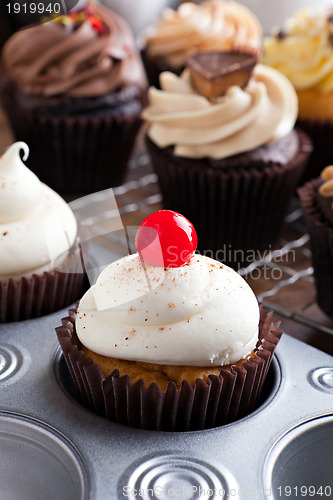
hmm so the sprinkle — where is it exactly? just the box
[2,231,8,236]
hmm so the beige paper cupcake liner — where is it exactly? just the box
[56,306,282,431]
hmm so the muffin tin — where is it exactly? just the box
[1,237,333,500]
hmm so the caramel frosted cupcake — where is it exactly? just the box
[299,167,333,318]
[262,8,333,182]
[142,51,312,269]
[141,0,262,88]
[56,210,282,431]
[1,4,147,195]
[0,142,85,322]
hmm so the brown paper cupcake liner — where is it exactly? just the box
[0,234,86,323]
[297,118,333,184]
[298,178,333,318]
[56,306,282,431]
[1,79,144,195]
[145,130,311,269]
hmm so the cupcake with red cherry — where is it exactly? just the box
[56,210,282,431]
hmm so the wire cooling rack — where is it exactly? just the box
[71,146,333,340]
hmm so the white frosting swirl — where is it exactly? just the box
[142,64,298,159]
[0,142,77,279]
[76,254,259,366]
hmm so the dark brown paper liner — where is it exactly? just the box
[1,79,144,195]
[297,118,333,184]
[0,236,85,323]
[140,48,184,89]
[56,306,282,431]
[145,130,311,269]
[298,178,333,318]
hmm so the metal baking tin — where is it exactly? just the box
[0,247,333,500]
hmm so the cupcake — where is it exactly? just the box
[262,7,333,182]
[56,210,282,431]
[298,167,333,318]
[1,3,147,195]
[141,0,262,88]
[0,142,85,323]
[142,51,312,269]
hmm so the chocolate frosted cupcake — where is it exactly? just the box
[299,167,333,318]
[1,4,147,195]
[141,0,262,88]
[56,210,282,431]
[142,51,312,269]
[262,7,333,183]
[0,142,85,323]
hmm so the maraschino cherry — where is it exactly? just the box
[135,210,198,268]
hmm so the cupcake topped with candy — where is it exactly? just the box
[144,0,262,68]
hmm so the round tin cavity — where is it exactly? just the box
[119,454,239,500]
[264,414,333,499]
[0,412,89,500]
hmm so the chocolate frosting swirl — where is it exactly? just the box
[2,5,147,97]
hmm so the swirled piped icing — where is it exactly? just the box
[262,8,333,93]
[142,64,298,159]
[0,142,77,279]
[144,0,262,68]
[2,4,147,97]
[76,253,259,366]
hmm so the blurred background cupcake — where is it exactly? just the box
[0,142,85,322]
[299,166,333,318]
[140,0,262,88]
[262,7,333,183]
[142,50,312,269]
[1,2,147,196]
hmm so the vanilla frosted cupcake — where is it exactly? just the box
[142,51,312,269]
[56,210,282,431]
[262,8,333,181]
[141,0,262,88]
[0,142,84,322]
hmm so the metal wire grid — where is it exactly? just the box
[71,150,333,338]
